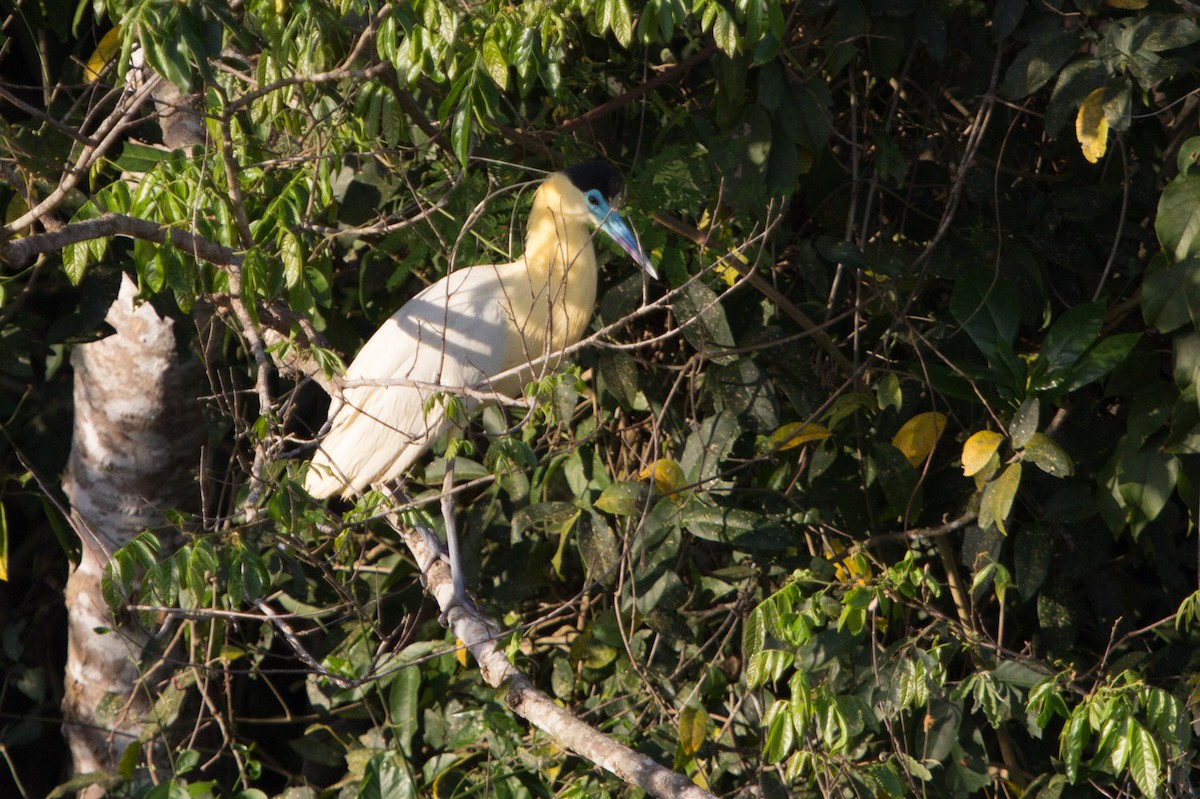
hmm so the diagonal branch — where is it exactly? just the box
[383,496,717,799]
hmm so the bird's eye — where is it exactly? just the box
[586,192,601,207]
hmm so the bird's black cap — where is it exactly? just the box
[563,160,623,201]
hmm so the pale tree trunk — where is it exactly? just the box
[61,273,205,795]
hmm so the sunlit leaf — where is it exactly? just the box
[639,458,687,496]
[1076,88,1109,164]
[892,412,948,467]
[594,481,645,516]
[84,26,122,83]
[962,430,1005,477]
[979,463,1022,535]
[1129,721,1162,797]
[677,705,708,757]
[1022,433,1074,477]
[766,421,833,452]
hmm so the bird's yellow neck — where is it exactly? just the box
[522,178,597,285]
[517,176,600,349]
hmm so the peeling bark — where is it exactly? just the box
[61,274,205,796]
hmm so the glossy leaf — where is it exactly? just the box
[1128,722,1162,797]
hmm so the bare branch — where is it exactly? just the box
[382,499,718,799]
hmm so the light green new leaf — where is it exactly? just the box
[482,32,508,90]
[762,699,795,763]
[1129,721,1163,798]
[1062,710,1089,783]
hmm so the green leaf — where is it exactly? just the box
[949,269,1022,379]
[451,101,471,167]
[712,6,738,54]
[979,462,1022,534]
[680,412,738,484]
[1128,721,1162,797]
[991,0,1025,41]
[1157,173,1200,262]
[744,605,767,661]
[63,242,89,285]
[481,32,508,90]
[1140,15,1200,52]
[683,504,793,551]
[594,481,646,516]
[876,372,902,411]
[389,665,420,758]
[1062,710,1089,783]
[358,752,416,799]
[1102,444,1180,537]
[762,699,795,763]
[672,279,737,363]
[577,510,619,583]
[1141,257,1200,333]
[746,648,793,690]
[1010,397,1040,449]
[1060,333,1140,393]
[1046,59,1109,137]
[1035,302,1103,376]
[1022,433,1073,477]
[609,0,632,47]
[1014,524,1054,601]
[279,230,303,289]
[1001,27,1080,100]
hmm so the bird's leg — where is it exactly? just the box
[440,457,469,608]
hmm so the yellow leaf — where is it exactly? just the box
[892,412,948,467]
[1076,88,1109,164]
[767,421,833,451]
[677,705,708,757]
[717,263,740,286]
[0,502,7,581]
[1105,0,1147,7]
[962,430,1006,477]
[84,27,122,84]
[455,638,468,668]
[639,458,686,496]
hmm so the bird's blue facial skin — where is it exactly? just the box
[585,189,657,280]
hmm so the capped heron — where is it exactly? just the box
[305,161,655,601]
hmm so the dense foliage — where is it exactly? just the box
[3,0,1200,796]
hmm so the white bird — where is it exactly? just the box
[305,162,654,598]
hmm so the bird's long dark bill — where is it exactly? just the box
[602,212,657,280]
